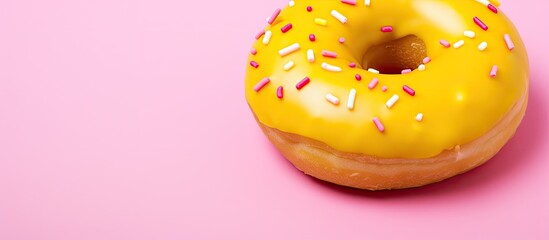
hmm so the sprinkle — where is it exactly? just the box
[423,57,431,64]
[365,0,371,7]
[440,39,451,48]
[296,77,310,90]
[402,85,416,96]
[307,49,315,63]
[321,62,342,72]
[416,113,424,122]
[490,65,498,78]
[321,50,338,58]
[385,94,400,108]
[401,69,412,74]
[250,48,257,55]
[281,23,293,33]
[253,77,270,92]
[478,41,488,51]
[250,61,259,68]
[349,62,356,68]
[255,30,265,40]
[504,34,515,51]
[307,6,313,12]
[277,86,284,99]
[339,37,345,44]
[372,117,385,132]
[382,86,388,92]
[283,61,295,71]
[475,0,490,6]
[473,17,488,31]
[279,43,300,56]
[315,18,328,26]
[355,74,362,81]
[267,8,281,25]
[347,89,357,110]
[325,93,340,105]
[309,34,316,42]
[262,30,272,45]
[453,40,465,49]
[331,10,347,24]
[368,68,380,74]
[487,4,498,13]
[342,0,357,5]
[288,1,295,7]
[368,78,379,89]
[381,26,393,32]
[464,30,476,38]
[418,64,426,71]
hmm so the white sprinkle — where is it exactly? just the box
[331,10,347,24]
[368,68,380,74]
[347,88,357,110]
[418,64,426,71]
[288,0,295,7]
[283,61,295,71]
[365,0,371,6]
[453,40,465,49]
[416,113,424,122]
[475,0,490,6]
[321,62,342,72]
[325,93,340,105]
[464,30,476,39]
[385,94,400,108]
[478,41,488,51]
[262,30,272,45]
[278,43,300,56]
[307,49,315,63]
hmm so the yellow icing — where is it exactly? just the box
[244,0,528,158]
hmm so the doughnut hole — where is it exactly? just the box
[362,35,427,74]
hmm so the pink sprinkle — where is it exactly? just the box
[382,86,388,92]
[473,17,488,31]
[309,34,316,42]
[255,30,265,40]
[250,61,259,68]
[341,0,357,5]
[277,86,284,99]
[296,77,310,90]
[504,34,515,51]
[423,57,431,64]
[250,48,257,55]
[402,85,416,96]
[490,65,498,78]
[339,37,345,44]
[348,62,356,68]
[368,78,379,90]
[253,77,270,92]
[401,69,412,74]
[355,74,362,81]
[307,6,313,12]
[268,8,281,25]
[381,26,393,32]
[321,50,337,58]
[487,4,498,14]
[372,117,385,132]
[281,23,293,33]
[439,39,451,48]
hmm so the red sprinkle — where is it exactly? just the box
[381,26,393,32]
[402,85,416,96]
[309,34,316,42]
[277,86,284,99]
[253,77,270,92]
[355,74,362,81]
[250,61,259,68]
[341,0,357,5]
[296,77,310,90]
[281,23,293,33]
[255,30,265,40]
[250,48,257,55]
[348,62,356,68]
[473,17,488,31]
[307,6,312,12]
[268,8,281,25]
[487,4,498,14]
[321,50,337,58]
[439,39,451,48]
[339,37,345,44]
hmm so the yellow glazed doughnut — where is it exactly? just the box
[244,0,528,190]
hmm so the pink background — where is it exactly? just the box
[1,0,548,239]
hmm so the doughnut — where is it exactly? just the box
[244,0,528,190]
